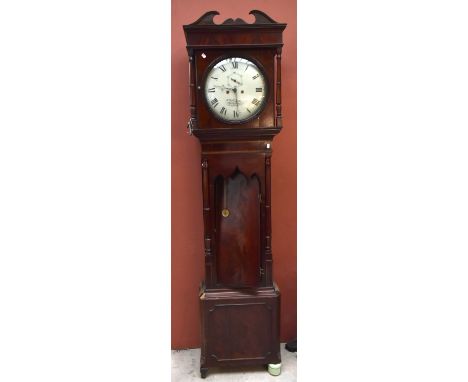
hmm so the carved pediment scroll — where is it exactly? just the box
[187,10,281,26]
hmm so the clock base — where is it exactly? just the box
[199,283,281,376]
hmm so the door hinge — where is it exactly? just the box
[259,267,264,276]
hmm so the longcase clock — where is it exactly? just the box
[183,10,287,378]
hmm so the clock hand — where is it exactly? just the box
[233,87,239,112]
[231,78,242,86]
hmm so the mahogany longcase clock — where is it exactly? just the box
[183,10,287,378]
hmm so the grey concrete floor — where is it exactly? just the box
[172,344,296,381]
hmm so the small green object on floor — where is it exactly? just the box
[268,363,281,376]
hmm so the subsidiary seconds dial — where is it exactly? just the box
[204,57,267,123]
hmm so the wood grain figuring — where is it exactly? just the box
[184,10,285,50]
[208,303,271,360]
[215,170,261,287]
[200,284,281,371]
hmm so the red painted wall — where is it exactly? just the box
[171,0,297,349]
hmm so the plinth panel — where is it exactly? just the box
[200,285,281,370]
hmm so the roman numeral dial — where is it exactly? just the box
[203,57,267,123]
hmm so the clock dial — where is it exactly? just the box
[204,57,267,123]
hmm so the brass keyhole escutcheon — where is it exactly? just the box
[221,209,230,218]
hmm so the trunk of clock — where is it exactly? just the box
[198,141,280,377]
[201,142,274,289]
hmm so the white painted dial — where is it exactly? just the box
[204,57,267,123]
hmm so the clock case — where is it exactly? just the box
[183,10,286,378]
